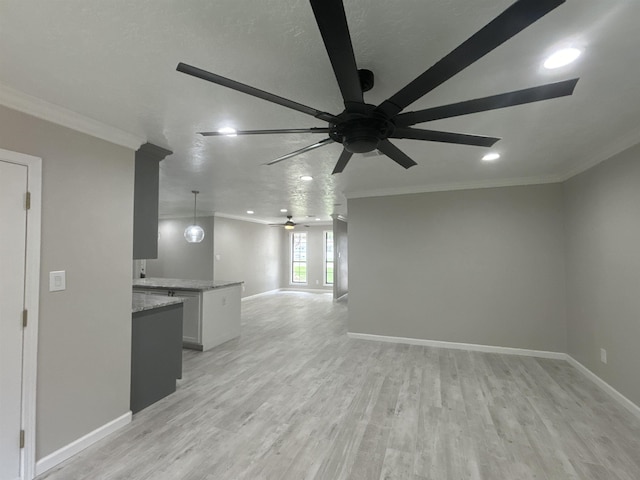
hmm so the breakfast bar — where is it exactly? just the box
[133,278,243,351]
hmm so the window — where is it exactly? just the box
[324,231,334,285]
[291,232,307,284]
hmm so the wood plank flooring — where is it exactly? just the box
[37,291,640,480]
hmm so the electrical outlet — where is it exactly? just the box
[600,348,607,364]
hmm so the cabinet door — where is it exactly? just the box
[179,291,202,345]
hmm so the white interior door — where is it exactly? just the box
[0,160,28,480]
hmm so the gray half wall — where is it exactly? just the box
[563,143,640,407]
[348,184,568,352]
[0,105,134,460]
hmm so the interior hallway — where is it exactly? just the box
[37,292,640,480]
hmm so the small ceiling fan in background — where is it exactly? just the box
[268,216,310,230]
[177,0,579,174]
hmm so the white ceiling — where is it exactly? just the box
[2,0,640,223]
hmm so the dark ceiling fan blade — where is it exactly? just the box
[376,0,566,118]
[391,127,499,147]
[395,78,579,126]
[177,63,338,123]
[377,140,418,169]
[264,138,334,165]
[199,127,331,137]
[332,149,354,174]
[310,0,364,107]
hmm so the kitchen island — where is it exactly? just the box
[131,292,184,413]
[133,278,243,351]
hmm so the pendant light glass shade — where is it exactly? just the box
[184,190,205,243]
[184,224,205,243]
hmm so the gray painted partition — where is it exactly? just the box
[333,217,348,299]
[213,216,280,297]
[564,144,640,407]
[348,184,567,352]
[146,216,215,280]
[0,105,134,460]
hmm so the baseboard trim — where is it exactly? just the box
[281,288,332,294]
[35,411,132,476]
[346,332,566,360]
[241,289,281,301]
[347,332,640,420]
[334,292,348,302]
[565,355,640,421]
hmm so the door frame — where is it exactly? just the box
[1,148,41,480]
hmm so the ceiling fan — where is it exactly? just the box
[268,216,309,230]
[177,0,579,174]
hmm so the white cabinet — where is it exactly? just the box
[179,291,201,347]
[133,288,201,347]
[133,284,242,351]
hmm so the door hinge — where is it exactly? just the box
[23,309,28,328]
[25,191,31,210]
[20,430,25,449]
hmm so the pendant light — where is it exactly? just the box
[184,190,205,243]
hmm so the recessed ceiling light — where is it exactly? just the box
[482,152,500,162]
[300,175,313,181]
[315,218,321,221]
[280,208,288,213]
[544,48,581,69]
[218,127,237,136]
[246,210,254,214]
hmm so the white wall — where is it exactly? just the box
[0,105,134,460]
[564,143,640,406]
[214,216,281,297]
[145,216,214,280]
[280,225,333,291]
[348,184,568,352]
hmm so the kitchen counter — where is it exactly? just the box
[133,278,243,291]
[132,292,185,313]
[133,278,243,351]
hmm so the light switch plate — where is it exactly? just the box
[600,348,607,364]
[49,270,66,292]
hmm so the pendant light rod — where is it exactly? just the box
[192,190,199,224]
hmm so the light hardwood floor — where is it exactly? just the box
[38,291,640,480]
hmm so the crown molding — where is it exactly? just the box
[0,83,145,150]
[557,128,640,182]
[344,173,563,200]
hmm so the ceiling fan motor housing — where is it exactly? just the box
[330,108,395,153]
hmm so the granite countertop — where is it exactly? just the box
[133,277,244,292]
[132,292,185,313]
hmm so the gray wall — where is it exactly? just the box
[348,184,568,352]
[333,218,348,299]
[146,216,214,280]
[0,105,134,459]
[213,216,281,297]
[564,144,640,406]
[280,225,333,291]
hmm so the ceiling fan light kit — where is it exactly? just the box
[178,0,579,174]
[269,215,310,230]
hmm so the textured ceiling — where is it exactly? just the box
[1,0,640,223]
